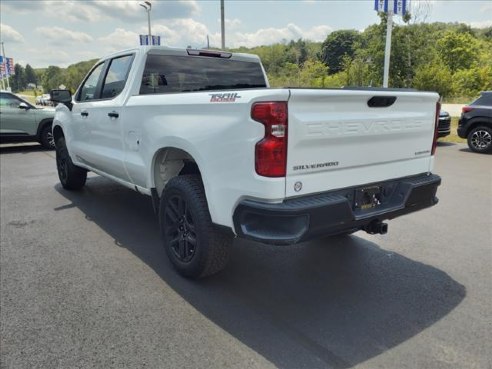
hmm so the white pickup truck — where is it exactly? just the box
[51,46,441,279]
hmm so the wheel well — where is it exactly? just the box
[153,148,201,196]
[52,125,64,144]
[465,120,492,136]
[36,119,53,138]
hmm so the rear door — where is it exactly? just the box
[285,89,439,197]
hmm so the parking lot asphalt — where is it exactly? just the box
[0,142,491,369]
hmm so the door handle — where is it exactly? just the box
[81,111,89,117]
[108,111,119,118]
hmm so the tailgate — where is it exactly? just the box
[286,89,439,198]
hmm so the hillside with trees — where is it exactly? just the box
[8,17,492,101]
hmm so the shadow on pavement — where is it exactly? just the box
[55,176,466,369]
[0,143,48,154]
[459,147,492,155]
[436,141,456,147]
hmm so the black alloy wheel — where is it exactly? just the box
[55,137,87,190]
[164,193,197,263]
[468,126,492,153]
[160,175,232,279]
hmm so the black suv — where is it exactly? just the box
[458,91,492,153]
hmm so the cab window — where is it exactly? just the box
[78,63,105,102]
[101,55,134,99]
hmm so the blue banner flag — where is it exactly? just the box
[394,0,407,15]
[151,35,161,46]
[7,58,14,75]
[374,0,388,13]
[139,35,149,45]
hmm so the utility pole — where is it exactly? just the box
[220,0,225,49]
[383,0,393,88]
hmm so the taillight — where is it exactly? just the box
[432,102,441,155]
[462,106,473,113]
[251,102,288,177]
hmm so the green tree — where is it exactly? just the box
[42,66,64,92]
[299,59,328,87]
[413,61,454,97]
[24,64,37,87]
[11,64,26,92]
[321,30,361,74]
[437,31,478,73]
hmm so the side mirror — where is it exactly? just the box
[50,89,72,110]
[19,102,30,110]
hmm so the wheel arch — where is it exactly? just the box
[151,146,203,198]
[36,118,54,138]
[464,118,492,136]
[52,125,65,144]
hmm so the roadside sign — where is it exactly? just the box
[374,0,388,13]
[139,34,149,45]
[140,35,161,46]
[394,0,407,15]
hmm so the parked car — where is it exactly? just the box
[438,110,451,138]
[458,91,492,153]
[40,94,52,106]
[0,90,56,149]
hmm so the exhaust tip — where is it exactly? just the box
[365,221,388,235]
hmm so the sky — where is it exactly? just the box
[1,0,491,68]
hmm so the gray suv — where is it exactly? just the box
[0,91,55,149]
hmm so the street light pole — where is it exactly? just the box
[139,1,152,45]
[220,0,225,49]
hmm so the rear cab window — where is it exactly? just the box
[139,53,267,95]
[471,93,492,107]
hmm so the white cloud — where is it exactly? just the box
[23,0,200,23]
[98,28,141,52]
[480,4,492,13]
[469,20,492,29]
[0,24,25,43]
[226,23,332,48]
[221,18,242,30]
[36,27,93,44]
[25,47,72,65]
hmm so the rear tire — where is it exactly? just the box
[159,175,233,279]
[467,126,492,153]
[40,123,55,150]
[56,137,87,190]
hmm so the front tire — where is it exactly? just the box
[40,123,55,150]
[159,175,233,279]
[56,137,87,190]
[467,126,492,153]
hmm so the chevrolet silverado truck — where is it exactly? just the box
[50,46,441,279]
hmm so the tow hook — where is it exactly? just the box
[365,221,388,235]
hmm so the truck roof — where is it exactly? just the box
[101,46,261,64]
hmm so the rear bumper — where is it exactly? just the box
[457,121,467,138]
[233,173,441,245]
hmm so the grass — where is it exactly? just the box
[439,117,466,144]
[16,90,42,104]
